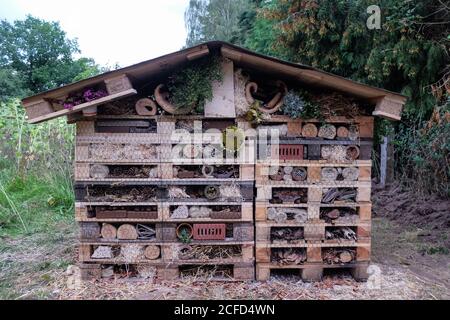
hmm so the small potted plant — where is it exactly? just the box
[176,223,193,243]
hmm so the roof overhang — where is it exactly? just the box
[22,41,406,122]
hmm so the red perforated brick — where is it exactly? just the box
[193,223,226,240]
[279,144,304,160]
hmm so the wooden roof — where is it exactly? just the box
[22,41,407,122]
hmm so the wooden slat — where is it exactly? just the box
[28,89,137,124]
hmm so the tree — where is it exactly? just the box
[0,15,103,96]
[184,0,253,47]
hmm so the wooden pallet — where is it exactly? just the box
[255,184,371,203]
[256,221,371,242]
[255,161,371,184]
[258,139,373,162]
[75,202,254,222]
[73,182,255,203]
[78,261,254,281]
[256,262,370,281]
[253,115,374,139]
[255,243,370,265]
[255,202,371,222]
[79,242,254,264]
[74,162,254,181]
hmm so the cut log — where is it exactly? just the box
[326,209,341,220]
[318,124,336,139]
[339,251,353,263]
[301,123,318,137]
[117,224,138,240]
[101,223,117,240]
[274,211,287,223]
[336,126,349,138]
[144,245,161,260]
[267,208,278,221]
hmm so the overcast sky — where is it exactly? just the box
[0,0,189,67]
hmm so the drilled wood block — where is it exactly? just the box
[307,166,321,182]
[24,99,54,120]
[104,74,133,95]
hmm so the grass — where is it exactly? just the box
[0,159,74,237]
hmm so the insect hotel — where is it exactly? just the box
[21,42,406,281]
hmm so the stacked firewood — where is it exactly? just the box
[320,208,358,223]
[271,227,304,243]
[271,248,306,265]
[323,248,356,264]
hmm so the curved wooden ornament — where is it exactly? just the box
[154,84,193,115]
[245,80,288,114]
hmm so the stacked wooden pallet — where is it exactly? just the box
[74,116,255,281]
[254,116,372,281]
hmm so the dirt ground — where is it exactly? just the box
[0,186,449,300]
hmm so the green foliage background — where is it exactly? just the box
[185,0,450,197]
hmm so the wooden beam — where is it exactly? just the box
[27,89,137,124]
